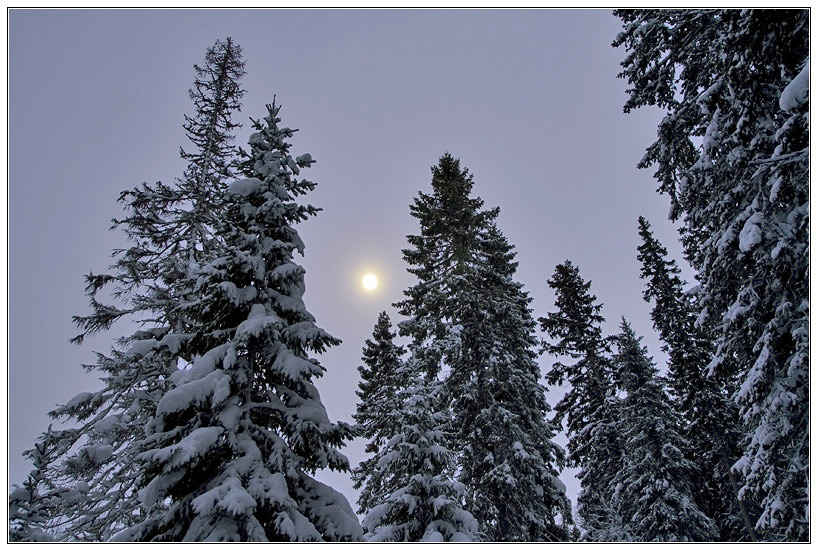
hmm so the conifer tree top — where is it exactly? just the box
[181,37,246,192]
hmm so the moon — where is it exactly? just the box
[362,273,378,291]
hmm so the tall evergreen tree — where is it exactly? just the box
[637,216,755,540]
[9,38,246,541]
[614,10,809,540]
[360,358,478,542]
[538,261,621,540]
[611,320,718,542]
[396,154,570,541]
[114,101,361,542]
[539,261,610,466]
[352,312,408,516]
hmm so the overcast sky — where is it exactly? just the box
[8,9,692,517]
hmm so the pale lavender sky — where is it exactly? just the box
[8,9,691,518]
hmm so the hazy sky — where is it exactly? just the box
[8,9,691,518]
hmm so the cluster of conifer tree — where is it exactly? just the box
[353,9,808,542]
[353,154,572,541]
[9,8,808,542]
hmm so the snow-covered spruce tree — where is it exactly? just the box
[611,319,718,542]
[351,312,408,516]
[453,225,571,541]
[538,261,622,541]
[8,38,246,541]
[614,10,808,540]
[114,101,361,542]
[637,216,755,541]
[361,356,478,542]
[396,154,570,541]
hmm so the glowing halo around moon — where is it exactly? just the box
[362,273,379,291]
